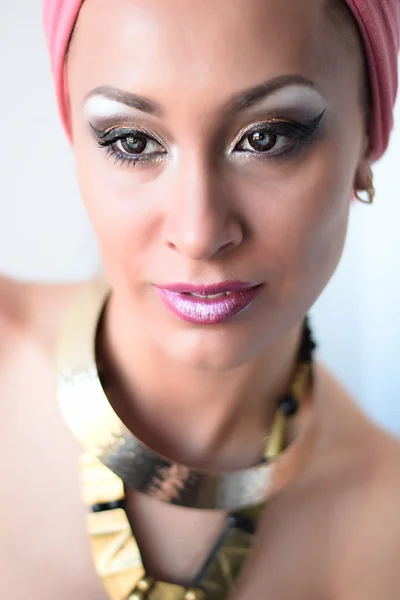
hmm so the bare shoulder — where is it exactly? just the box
[317,360,400,490]
[0,275,99,351]
[333,439,400,599]
[315,365,400,598]
[316,361,400,451]
[0,276,107,599]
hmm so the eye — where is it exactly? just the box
[91,124,167,166]
[236,129,285,154]
[114,133,164,157]
[233,114,325,159]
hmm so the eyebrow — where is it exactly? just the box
[230,75,317,110]
[85,86,163,116]
[85,75,317,117]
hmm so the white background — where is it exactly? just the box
[1,2,399,435]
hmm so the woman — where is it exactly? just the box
[16,0,398,598]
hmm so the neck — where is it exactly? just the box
[102,295,305,471]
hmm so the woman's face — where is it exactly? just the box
[68,0,369,369]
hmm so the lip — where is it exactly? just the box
[156,281,263,325]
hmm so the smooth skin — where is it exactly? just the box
[2,0,400,598]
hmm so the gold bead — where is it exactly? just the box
[137,578,152,592]
[129,594,142,600]
[185,589,203,600]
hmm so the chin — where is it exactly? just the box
[151,315,269,372]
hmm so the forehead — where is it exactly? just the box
[69,0,358,109]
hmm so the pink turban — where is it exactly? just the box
[43,0,400,160]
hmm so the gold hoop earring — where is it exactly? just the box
[355,169,375,204]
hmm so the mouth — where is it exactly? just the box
[156,281,263,325]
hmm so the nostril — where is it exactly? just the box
[220,240,237,254]
[166,240,180,252]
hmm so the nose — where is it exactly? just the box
[162,158,244,261]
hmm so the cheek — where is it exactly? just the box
[73,139,160,278]
[239,146,352,302]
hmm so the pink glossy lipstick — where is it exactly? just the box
[156,281,263,325]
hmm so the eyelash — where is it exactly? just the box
[94,126,167,168]
[92,112,324,168]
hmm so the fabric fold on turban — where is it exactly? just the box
[43,0,400,160]
[345,0,400,160]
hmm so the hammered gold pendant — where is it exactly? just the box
[89,508,144,600]
[88,494,262,600]
[82,437,264,600]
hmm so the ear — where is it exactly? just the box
[354,160,373,193]
[353,131,373,195]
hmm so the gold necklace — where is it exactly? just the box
[56,280,315,600]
